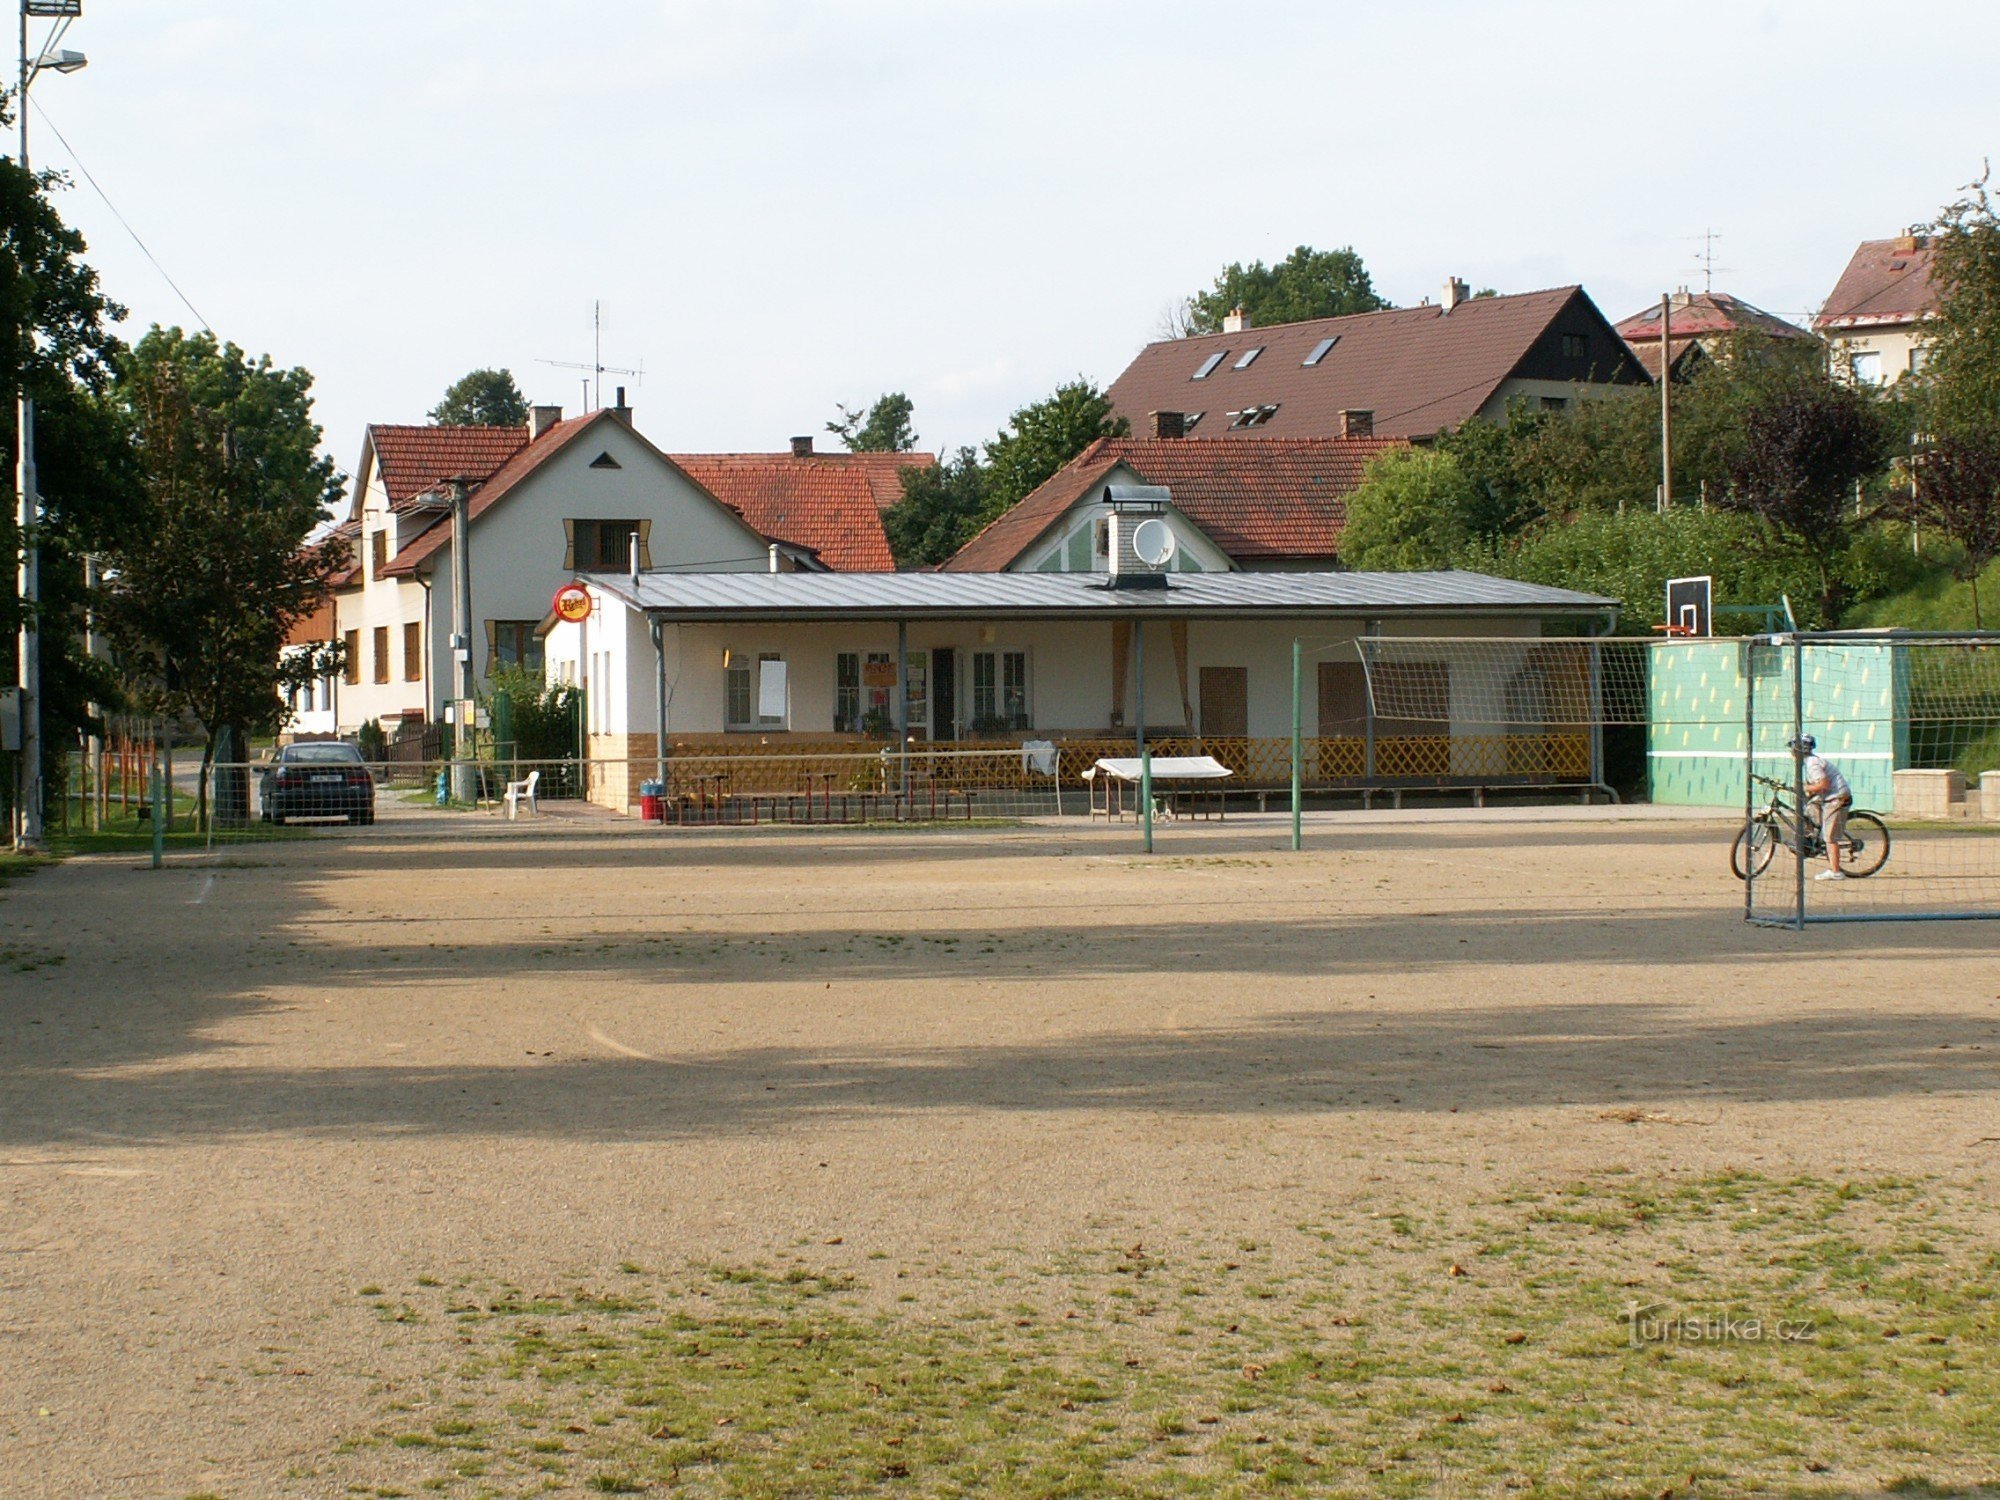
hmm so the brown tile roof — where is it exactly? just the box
[1814,236,1938,331]
[1104,286,1646,442]
[943,435,1406,573]
[367,424,529,509]
[1615,290,1811,346]
[382,410,627,576]
[671,453,930,572]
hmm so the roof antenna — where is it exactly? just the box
[537,300,644,411]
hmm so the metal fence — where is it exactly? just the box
[1743,633,2000,926]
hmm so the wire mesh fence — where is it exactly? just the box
[1743,634,2000,925]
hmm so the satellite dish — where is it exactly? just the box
[1130,517,1178,569]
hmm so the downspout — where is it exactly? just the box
[649,616,669,798]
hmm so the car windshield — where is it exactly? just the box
[283,743,364,764]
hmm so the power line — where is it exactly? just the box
[29,98,212,334]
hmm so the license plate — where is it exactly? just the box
[310,773,344,783]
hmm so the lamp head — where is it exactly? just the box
[35,48,88,76]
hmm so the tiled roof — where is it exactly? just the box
[1615,291,1811,347]
[367,424,529,509]
[943,435,1406,573]
[1104,287,1647,442]
[669,453,929,573]
[382,411,618,576]
[1814,237,1938,331]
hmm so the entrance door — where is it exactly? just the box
[1317,661,1367,736]
[931,648,957,741]
[1199,666,1248,738]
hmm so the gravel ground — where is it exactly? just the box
[3,813,1997,1496]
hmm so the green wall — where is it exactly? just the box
[1647,640,1897,808]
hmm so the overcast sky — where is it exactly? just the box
[26,0,1999,478]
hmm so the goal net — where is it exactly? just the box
[1744,633,2000,926]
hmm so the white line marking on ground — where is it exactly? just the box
[191,873,216,905]
[584,1024,661,1062]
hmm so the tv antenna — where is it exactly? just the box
[1690,228,1727,293]
[537,300,643,411]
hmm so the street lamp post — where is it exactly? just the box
[12,0,85,850]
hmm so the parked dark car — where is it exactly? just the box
[262,741,376,825]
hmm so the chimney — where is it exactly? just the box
[528,404,563,440]
[1894,233,1921,254]
[1149,410,1186,440]
[790,435,814,458]
[612,386,631,423]
[1222,304,1250,334]
[1338,409,1374,439]
[1442,277,1470,312]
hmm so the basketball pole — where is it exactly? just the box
[1290,637,1302,851]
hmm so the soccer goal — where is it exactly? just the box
[1743,632,2000,926]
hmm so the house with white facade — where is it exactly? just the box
[314,404,923,737]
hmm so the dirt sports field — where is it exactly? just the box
[4,810,1999,1499]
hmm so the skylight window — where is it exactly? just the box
[1227,405,1280,430]
[1183,411,1205,431]
[1233,347,1264,370]
[1304,336,1339,366]
[1191,350,1229,380]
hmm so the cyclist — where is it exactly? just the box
[1791,735,1852,880]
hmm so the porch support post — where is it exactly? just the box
[895,619,909,809]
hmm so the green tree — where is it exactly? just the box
[883,447,990,569]
[1431,406,1548,543]
[1921,168,2000,437]
[101,328,348,814]
[826,391,917,452]
[1185,245,1388,334]
[1904,433,2000,626]
[1,145,135,825]
[1337,449,1479,570]
[1715,373,1890,620]
[983,379,1127,515]
[430,367,529,427]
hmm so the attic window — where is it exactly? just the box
[1233,347,1264,370]
[1191,350,1229,380]
[589,451,622,469]
[1183,411,1205,432]
[1228,404,1280,430]
[1561,333,1588,359]
[1304,336,1339,366]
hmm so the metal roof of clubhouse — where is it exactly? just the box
[579,569,1616,622]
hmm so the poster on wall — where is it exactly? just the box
[758,659,788,720]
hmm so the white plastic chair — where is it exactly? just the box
[503,769,540,820]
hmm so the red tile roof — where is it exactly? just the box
[366,424,529,510]
[1615,290,1811,345]
[382,411,623,576]
[1815,236,1938,331]
[669,453,929,573]
[1104,287,1647,442]
[943,435,1406,573]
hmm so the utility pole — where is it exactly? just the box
[11,0,86,851]
[1658,292,1673,514]
[448,477,476,803]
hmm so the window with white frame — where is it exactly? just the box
[726,652,786,731]
[835,650,894,733]
[1850,350,1883,385]
[971,650,1029,731]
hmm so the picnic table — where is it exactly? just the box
[1084,755,1234,821]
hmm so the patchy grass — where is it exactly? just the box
[315,1172,2000,1497]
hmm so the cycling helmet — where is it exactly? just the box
[1788,734,1816,754]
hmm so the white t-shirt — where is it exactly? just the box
[1803,753,1850,802]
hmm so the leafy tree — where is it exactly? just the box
[101,328,347,816]
[826,391,917,452]
[1,145,134,826]
[983,379,1127,515]
[1714,373,1890,619]
[1337,449,1479,570]
[883,448,990,569]
[1184,245,1388,334]
[1920,168,2000,437]
[1431,406,1548,543]
[430,367,529,427]
[1904,433,2000,626]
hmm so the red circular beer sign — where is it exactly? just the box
[553,583,592,624]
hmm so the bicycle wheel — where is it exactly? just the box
[1840,812,1891,878]
[1732,817,1780,880]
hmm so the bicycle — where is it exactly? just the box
[1732,773,1890,881]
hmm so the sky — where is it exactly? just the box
[23,0,2000,481]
